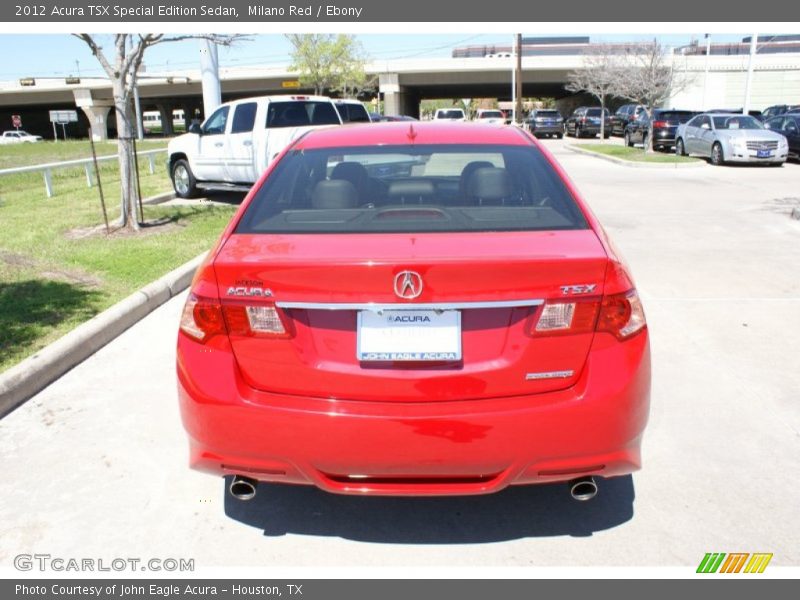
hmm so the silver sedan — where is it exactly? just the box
[675,113,788,166]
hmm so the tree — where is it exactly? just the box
[75,34,241,231]
[286,34,367,97]
[613,40,693,152]
[565,44,621,139]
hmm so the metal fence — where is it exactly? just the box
[0,148,167,198]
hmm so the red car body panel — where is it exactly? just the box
[177,123,651,496]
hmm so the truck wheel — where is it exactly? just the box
[171,159,199,198]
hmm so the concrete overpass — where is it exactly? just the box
[1,52,799,139]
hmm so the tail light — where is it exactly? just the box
[180,294,293,342]
[652,121,668,128]
[529,290,646,340]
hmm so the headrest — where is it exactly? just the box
[311,179,358,209]
[467,167,512,200]
[387,179,436,198]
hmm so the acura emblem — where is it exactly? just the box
[393,271,423,299]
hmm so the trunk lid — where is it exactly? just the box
[213,230,608,402]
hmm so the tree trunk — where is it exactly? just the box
[600,97,606,140]
[113,82,140,230]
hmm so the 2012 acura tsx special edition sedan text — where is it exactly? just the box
[177,122,650,502]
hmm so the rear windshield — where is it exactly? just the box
[586,108,609,117]
[436,110,465,119]
[712,116,763,130]
[534,110,560,117]
[266,101,341,128]
[655,111,695,122]
[236,144,588,234]
[478,111,504,118]
[337,102,371,123]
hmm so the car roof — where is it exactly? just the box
[293,122,530,149]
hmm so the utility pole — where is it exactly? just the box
[701,34,711,111]
[200,38,222,117]
[515,34,523,124]
[743,34,757,114]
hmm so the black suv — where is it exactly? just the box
[564,107,611,138]
[624,109,697,151]
[526,109,564,138]
[611,104,646,136]
[761,105,800,120]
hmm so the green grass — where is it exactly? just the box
[0,144,238,372]
[576,143,702,164]
[0,139,170,170]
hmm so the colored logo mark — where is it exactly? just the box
[697,553,773,573]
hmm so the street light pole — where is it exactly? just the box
[515,34,523,124]
[743,34,757,114]
[702,34,711,110]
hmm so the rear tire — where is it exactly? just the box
[171,159,199,198]
[676,138,686,156]
[556,133,563,139]
[711,142,725,166]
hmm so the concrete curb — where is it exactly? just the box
[0,252,206,417]
[566,144,708,168]
[142,191,175,205]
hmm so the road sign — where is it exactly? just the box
[11,114,21,128]
[281,81,301,88]
[49,110,78,124]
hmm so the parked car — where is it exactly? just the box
[611,104,645,136]
[368,112,382,122]
[764,114,800,160]
[526,109,564,138]
[176,122,651,503]
[564,107,612,138]
[433,108,467,122]
[624,109,697,151]
[475,109,506,125]
[761,105,800,120]
[1,130,43,143]
[675,113,788,166]
[167,95,342,198]
[334,99,371,124]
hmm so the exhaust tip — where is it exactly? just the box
[229,475,258,501]
[569,476,598,501]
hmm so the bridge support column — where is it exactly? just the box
[156,103,175,136]
[73,90,113,141]
[380,73,414,117]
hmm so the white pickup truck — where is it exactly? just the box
[167,95,345,198]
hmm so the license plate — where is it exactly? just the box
[357,310,461,361]
[757,149,773,158]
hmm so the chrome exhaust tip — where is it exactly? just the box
[569,476,598,501]
[229,475,258,501]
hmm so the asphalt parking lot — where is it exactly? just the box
[1,139,798,570]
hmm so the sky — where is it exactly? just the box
[0,33,761,81]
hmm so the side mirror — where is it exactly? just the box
[189,122,202,135]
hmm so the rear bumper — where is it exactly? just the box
[530,124,563,135]
[177,331,650,496]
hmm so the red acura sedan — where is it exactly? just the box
[177,122,650,502]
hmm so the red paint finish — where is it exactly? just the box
[177,123,650,496]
